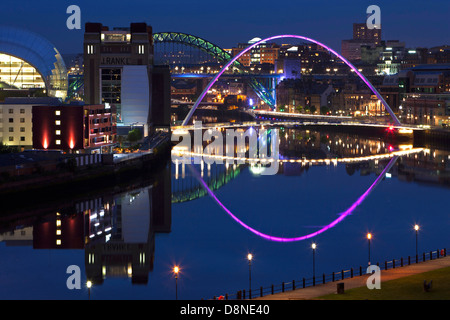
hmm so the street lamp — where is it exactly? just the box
[414,225,420,258]
[173,266,180,300]
[367,233,372,265]
[86,280,92,300]
[247,253,253,298]
[311,243,317,284]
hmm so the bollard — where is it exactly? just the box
[282,282,285,292]
[351,268,353,278]
[260,287,263,297]
[337,282,345,294]
[292,280,296,290]
[303,278,305,288]
[401,257,403,267]
[332,272,335,282]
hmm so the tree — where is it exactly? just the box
[0,142,17,154]
[127,129,143,145]
[320,105,330,115]
[304,105,310,113]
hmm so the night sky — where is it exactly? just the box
[1,0,449,55]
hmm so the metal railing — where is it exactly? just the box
[212,248,448,300]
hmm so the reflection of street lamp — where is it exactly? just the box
[247,253,253,298]
[173,266,180,300]
[311,243,316,283]
[86,281,92,300]
[367,233,372,265]
[414,225,420,257]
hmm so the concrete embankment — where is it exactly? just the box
[0,134,172,196]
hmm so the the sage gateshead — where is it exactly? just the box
[0,26,68,100]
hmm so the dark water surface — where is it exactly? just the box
[0,128,449,300]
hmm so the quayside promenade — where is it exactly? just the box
[255,255,450,300]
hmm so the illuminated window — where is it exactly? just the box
[55,110,61,116]
[56,219,61,226]
[56,130,61,135]
[56,140,61,145]
[87,45,95,54]
[55,120,61,125]
[0,54,46,90]
[56,239,61,245]
[56,230,61,235]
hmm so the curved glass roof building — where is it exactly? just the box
[0,26,68,99]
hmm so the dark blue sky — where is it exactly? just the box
[2,0,449,54]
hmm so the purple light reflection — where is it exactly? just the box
[188,156,398,242]
[182,35,401,126]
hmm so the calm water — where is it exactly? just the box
[0,127,449,300]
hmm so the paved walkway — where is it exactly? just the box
[255,256,450,300]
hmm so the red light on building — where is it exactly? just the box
[32,104,116,152]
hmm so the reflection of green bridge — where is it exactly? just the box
[171,161,243,203]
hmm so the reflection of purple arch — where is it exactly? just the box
[188,156,398,242]
[182,35,401,126]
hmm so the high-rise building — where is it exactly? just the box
[83,22,154,132]
[341,23,382,61]
[352,23,381,45]
[231,38,280,67]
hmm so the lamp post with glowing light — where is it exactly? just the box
[414,225,420,258]
[173,266,180,300]
[311,243,316,284]
[367,233,372,265]
[86,280,92,300]
[247,253,253,298]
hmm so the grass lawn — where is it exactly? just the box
[318,267,450,300]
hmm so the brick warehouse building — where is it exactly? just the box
[83,22,172,137]
[32,104,116,153]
